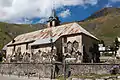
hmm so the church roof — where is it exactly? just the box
[8,22,98,46]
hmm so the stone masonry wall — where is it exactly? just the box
[0,63,120,78]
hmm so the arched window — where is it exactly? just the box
[73,41,79,50]
[67,41,73,53]
[17,47,21,53]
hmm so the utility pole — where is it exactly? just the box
[50,37,54,80]
[64,60,66,80]
[50,1,56,79]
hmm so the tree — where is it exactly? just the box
[114,37,119,56]
[0,51,2,62]
[99,40,105,47]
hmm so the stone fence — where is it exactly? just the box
[68,63,120,76]
[0,63,61,78]
[0,63,120,79]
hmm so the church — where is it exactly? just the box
[6,10,100,63]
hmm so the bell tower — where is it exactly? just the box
[47,9,60,27]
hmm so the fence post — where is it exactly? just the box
[27,63,30,78]
[1,63,4,76]
[39,72,40,79]
[8,63,11,76]
[64,61,66,80]
[1,70,3,76]
[51,63,53,80]
[18,64,20,78]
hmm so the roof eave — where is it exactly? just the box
[7,40,35,47]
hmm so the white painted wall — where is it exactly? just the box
[117,47,120,58]
[6,46,13,57]
[67,35,82,53]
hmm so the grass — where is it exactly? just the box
[79,13,120,45]
[57,74,120,80]
[0,22,46,50]
[1,8,120,49]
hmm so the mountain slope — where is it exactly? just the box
[1,7,120,50]
[79,7,120,44]
[86,7,120,20]
[0,23,46,50]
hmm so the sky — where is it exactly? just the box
[0,0,120,24]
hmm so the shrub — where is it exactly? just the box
[109,65,119,75]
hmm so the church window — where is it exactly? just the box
[17,47,21,53]
[73,41,79,50]
[67,41,73,53]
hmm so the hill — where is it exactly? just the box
[78,7,120,45]
[0,23,46,50]
[86,7,120,20]
[1,7,120,50]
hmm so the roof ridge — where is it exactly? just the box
[15,23,74,38]
[11,22,98,45]
[73,23,98,40]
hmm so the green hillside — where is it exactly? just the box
[78,7,120,45]
[1,7,120,50]
[0,22,46,50]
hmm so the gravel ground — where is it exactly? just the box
[0,75,57,80]
[1,75,120,80]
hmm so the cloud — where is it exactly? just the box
[39,18,48,23]
[104,3,113,8]
[0,0,13,7]
[0,0,98,23]
[59,9,71,18]
[110,0,120,2]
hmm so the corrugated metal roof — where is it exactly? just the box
[8,22,98,45]
[30,36,59,46]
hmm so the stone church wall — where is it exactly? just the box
[66,35,82,53]
[55,38,63,62]
[61,35,83,63]
[82,34,99,63]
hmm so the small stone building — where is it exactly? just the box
[6,10,100,63]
